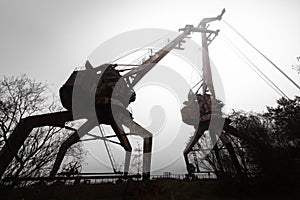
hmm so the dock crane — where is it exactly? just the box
[0,8,247,181]
[0,17,196,180]
[180,9,246,178]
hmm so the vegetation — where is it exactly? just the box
[0,75,85,186]
[193,96,300,184]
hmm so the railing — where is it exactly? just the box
[1,171,220,186]
[151,171,217,180]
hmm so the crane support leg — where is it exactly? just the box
[0,111,73,178]
[50,120,97,177]
[142,136,153,179]
[223,122,245,140]
[50,133,80,177]
[219,133,244,178]
[209,131,225,176]
[111,123,132,175]
[183,126,206,173]
[124,151,131,175]
[131,121,152,180]
[116,113,152,180]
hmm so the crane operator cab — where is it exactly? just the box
[59,61,136,123]
[181,90,224,127]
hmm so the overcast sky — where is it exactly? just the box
[1,0,299,174]
[1,0,299,110]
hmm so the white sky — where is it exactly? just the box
[1,0,299,174]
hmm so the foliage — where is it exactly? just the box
[229,97,300,182]
[265,96,300,143]
[191,96,300,183]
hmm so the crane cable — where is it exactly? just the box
[80,127,117,172]
[98,125,117,172]
[223,20,300,91]
[129,32,178,65]
[222,34,289,99]
[110,32,175,63]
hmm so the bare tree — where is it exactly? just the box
[0,75,85,185]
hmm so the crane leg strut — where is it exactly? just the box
[0,110,135,179]
[50,120,96,177]
[183,118,245,179]
[0,111,73,178]
[184,127,205,173]
[114,113,153,180]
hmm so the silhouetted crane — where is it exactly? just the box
[180,9,246,178]
[0,21,194,180]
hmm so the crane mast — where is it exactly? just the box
[198,8,225,98]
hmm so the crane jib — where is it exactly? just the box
[123,29,191,88]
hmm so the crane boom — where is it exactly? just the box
[122,27,192,88]
[121,9,225,94]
